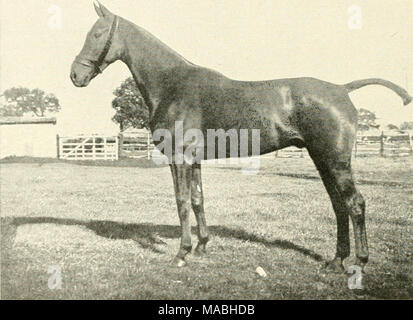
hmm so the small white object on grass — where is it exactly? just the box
[256,266,267,277]
[172,280,183,284]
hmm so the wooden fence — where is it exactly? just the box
[354,131,413,158]
[57,130,412,161]
[275,148,308,158]
[58,135,119,161]
[119,130,154,159]
[275,130,413,158]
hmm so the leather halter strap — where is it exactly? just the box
[74,15,119,74]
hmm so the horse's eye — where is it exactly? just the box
[94,32,102,39]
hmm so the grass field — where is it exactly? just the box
[1,156,412,299]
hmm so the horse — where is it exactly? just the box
[70,2,412,271]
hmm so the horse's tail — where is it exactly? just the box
[344,78,412,106]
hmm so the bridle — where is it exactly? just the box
[74,15,119,74]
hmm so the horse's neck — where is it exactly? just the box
[120,18,191,110]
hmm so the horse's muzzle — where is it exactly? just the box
[70,67,92,88]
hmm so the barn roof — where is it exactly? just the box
[0,117,57,125]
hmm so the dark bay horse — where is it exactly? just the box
[70,2,412,271]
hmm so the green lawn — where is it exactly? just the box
[1,156,412,299]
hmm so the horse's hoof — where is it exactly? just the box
[172,257,186,267]
[194,244,207,256]
[322,259,345,273]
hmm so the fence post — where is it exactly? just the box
[118,132,123,159]
[92,136,95,160]
[56,134,60,159]
[115,136,119,161]
[380,131,384,157]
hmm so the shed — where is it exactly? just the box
[0,117,57,158]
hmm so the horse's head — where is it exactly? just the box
[70,2,122,87]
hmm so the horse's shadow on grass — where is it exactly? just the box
[4,216,323,262]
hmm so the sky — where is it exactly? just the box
[1,0,412,134]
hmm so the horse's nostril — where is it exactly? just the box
[71,71,77,80]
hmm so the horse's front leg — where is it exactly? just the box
[170,163,193,267]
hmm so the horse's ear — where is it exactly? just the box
[94,1,103,17]
[97,1,113,17]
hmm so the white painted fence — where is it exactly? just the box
[120,129,154,159]
[58,135,118,161]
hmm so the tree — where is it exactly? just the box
[111,78,149,131]
[400,121,413,130]
[0,87,60,117]
[357,108,378,131]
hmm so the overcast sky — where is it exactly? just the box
[1,0,412,134]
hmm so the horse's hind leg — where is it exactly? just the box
[191,163,209,255]
[306,118,369,271]
[310,155,368,271]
